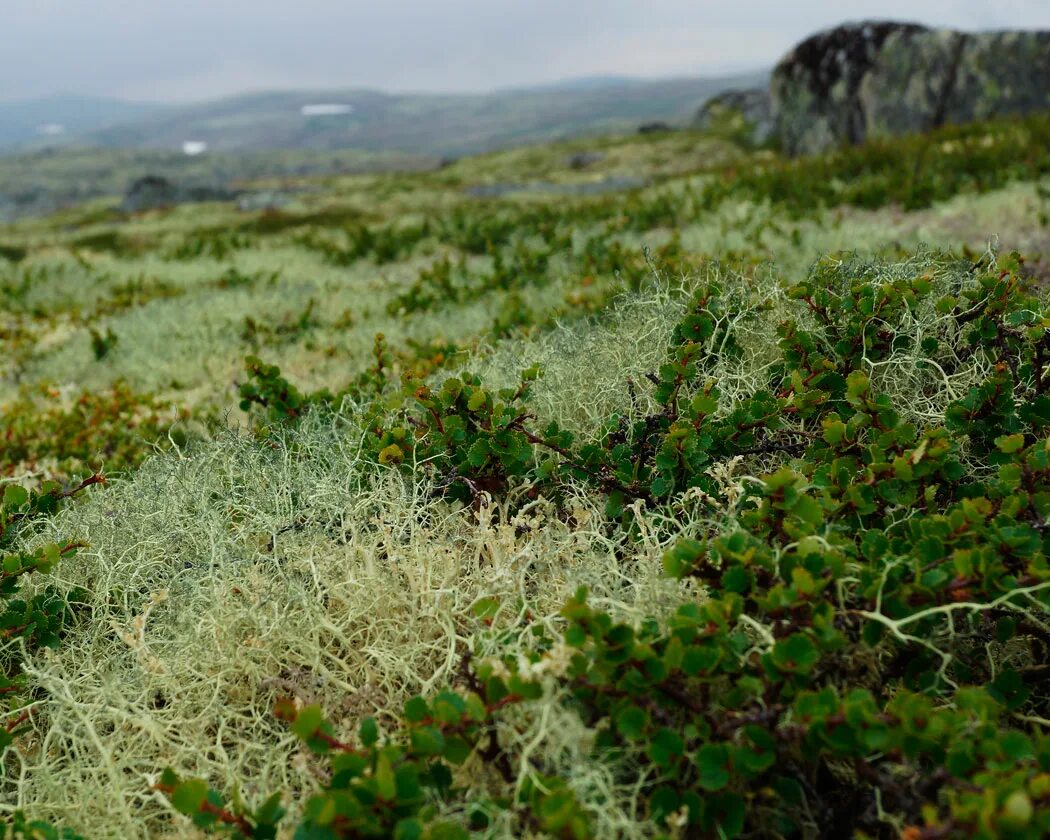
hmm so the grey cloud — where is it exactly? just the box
[2,0,1049,102]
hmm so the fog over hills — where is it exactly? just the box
[1,70,767,157]
[0,94,163,149]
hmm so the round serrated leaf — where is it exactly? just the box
[403,695,429,723]
[696,743,731,791]
[615,705,649,740]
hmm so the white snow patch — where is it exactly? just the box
[300,103,354,117]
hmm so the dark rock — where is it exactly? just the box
[121,175,178,212]
[638,121,673,135]
[121,175,238,213]
[566,151,605,170]
[772,21,1050,155]
[694,88,774,146]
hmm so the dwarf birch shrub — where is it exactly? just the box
[154,250,1050,839]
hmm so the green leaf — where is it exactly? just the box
[691,393,718,416]
[443,735,473,765]
[394,818,424,840]
[291,706,324,740]
[703,792,746,838]
[359,716,379,748]
[170,779,209,815]
[409,725,445,756]
[721,565,751,594]
[736,727,777,774]
[822,419,846,446]
[650,475,674,497]
[648,728,684,769]
[427,824,470,840]
[648,786,680,823]
[696,743,731,791]
[662,539,704,579]
[466,439,490,467]
[845,371,870,405]
[682,643,722,676]
[254,791,286,825]
[615,705,649,740]
[2,486,28,510]
[375,753,397,801]
[771,634,819,674]
[404,696,429,723]
[995,433,1026,454]
[1001,790,1034,828]
[472,597,500,621]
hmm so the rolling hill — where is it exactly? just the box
[4,71,767,157]
[0,94,163,150]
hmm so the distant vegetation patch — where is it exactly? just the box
[1,382,190,482]
[703,114,1050,214]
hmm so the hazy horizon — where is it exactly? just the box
[4,68,771,108]
[4,1,1050,105]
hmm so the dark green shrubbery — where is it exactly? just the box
[1,382,188,482]
[290,114,1049,289]
[166,229,255,261]
[701,114,1050,215]
[180,252,1050,837]
[0,245,27,265]
[0,478,94,839]
[1,812,84,840]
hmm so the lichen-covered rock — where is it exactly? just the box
[694,88,774,147]
[772,21,1050,156]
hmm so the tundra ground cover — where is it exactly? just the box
[0,115,1049,838]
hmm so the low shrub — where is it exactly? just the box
[176,250,1050,837]
[1,382,188,482]
[700,114,1050,216]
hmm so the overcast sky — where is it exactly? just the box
[3,1,1050,103]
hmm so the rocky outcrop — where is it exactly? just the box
[637,121,673,135]
[121,175,238,213]
[694,88,774,147]
[566,151,604,171]
[772,21,1050,156]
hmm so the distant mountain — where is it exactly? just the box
[10,71,767,158]
[0,94,164,149]
[513,75,640,92]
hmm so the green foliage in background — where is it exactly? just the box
[701,114,1050,214]
[1,383,188,482]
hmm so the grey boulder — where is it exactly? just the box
[771,21,1050,156]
